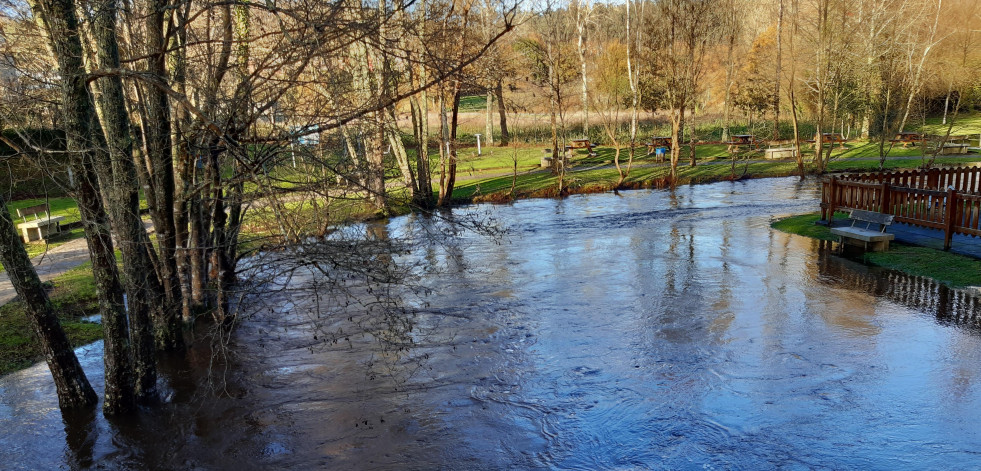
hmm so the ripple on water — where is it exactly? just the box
[1,177,981,469]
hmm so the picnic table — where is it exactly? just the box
[890,132,925,147]
[645,136,672,149]
[807,132,846,146]
[724,134,761,151]
[565,139,598,156]
[15,204,64,243]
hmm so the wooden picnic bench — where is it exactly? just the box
[645,136,672,150]
[829,209,895,252]
[806,132,846,147]
[724,134,761,152]
[565,139,598,156]
[890,132,925,147]
[15,204,64,243]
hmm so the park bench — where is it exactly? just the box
[830,209,895,252]
[935,135,973,155]
[15,204,64,243]
[764,146,797,159]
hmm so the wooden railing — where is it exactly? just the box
[837,165,981,193]
[821,166,981,250]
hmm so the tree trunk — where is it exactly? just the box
[169,0,194,322]
[484,90,494,145]
[773,0,783,140]
[495,80,509,146]
[443,85,461,204]
[790,85,805,178]
[143,0,183,349]
[688,102,697,166]
[670,106,684,182]
[577,4,589,138]
[437,86,450,206]
[0,193,97,410]
[942,86,952,125]
[89,0,168,410]
[29,0,147,410]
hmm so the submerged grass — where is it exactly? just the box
[771,213,981,289]
[0,263,103,375]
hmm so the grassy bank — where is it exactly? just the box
[0,264,103,375]
[771,213,981,289]
[451,145,981,203]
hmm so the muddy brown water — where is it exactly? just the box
[2,177,981,470]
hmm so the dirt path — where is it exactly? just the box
[0,221,155,308]
[0,236,92,307]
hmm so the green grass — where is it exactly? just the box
[770,212,846,241]
[449,141,981,202]
[458,95,488,112]
[0,263,103,375]
[6,196,81,224]
[917,114,981,136]
[771,213,981,289]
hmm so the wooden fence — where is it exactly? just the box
[820,166,981,250]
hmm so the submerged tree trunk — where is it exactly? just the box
[143,0,183,350]
[30,0,147,410]
[89,0,171,412]
[0,194,98,410]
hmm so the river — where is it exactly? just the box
[2,176,980,469]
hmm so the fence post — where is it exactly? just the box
[880,182,891,215]
[827,177,837,226]
[944,187,957,251]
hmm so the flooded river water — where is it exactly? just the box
[2,177,981,469]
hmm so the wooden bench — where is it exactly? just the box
[565,139,598,156]
[830,209,895,252]
[890,132,924,147]
[806,133,846,147]
[15,204,64,243]
[724,135,761,152]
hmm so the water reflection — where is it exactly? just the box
[1,177,980,469]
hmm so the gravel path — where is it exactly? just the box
[0,236,92,307]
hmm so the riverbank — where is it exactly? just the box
[4,153,981,376]
[771,212,981,289]
[451,151,981,203]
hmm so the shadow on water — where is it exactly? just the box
[820,243,981,330]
